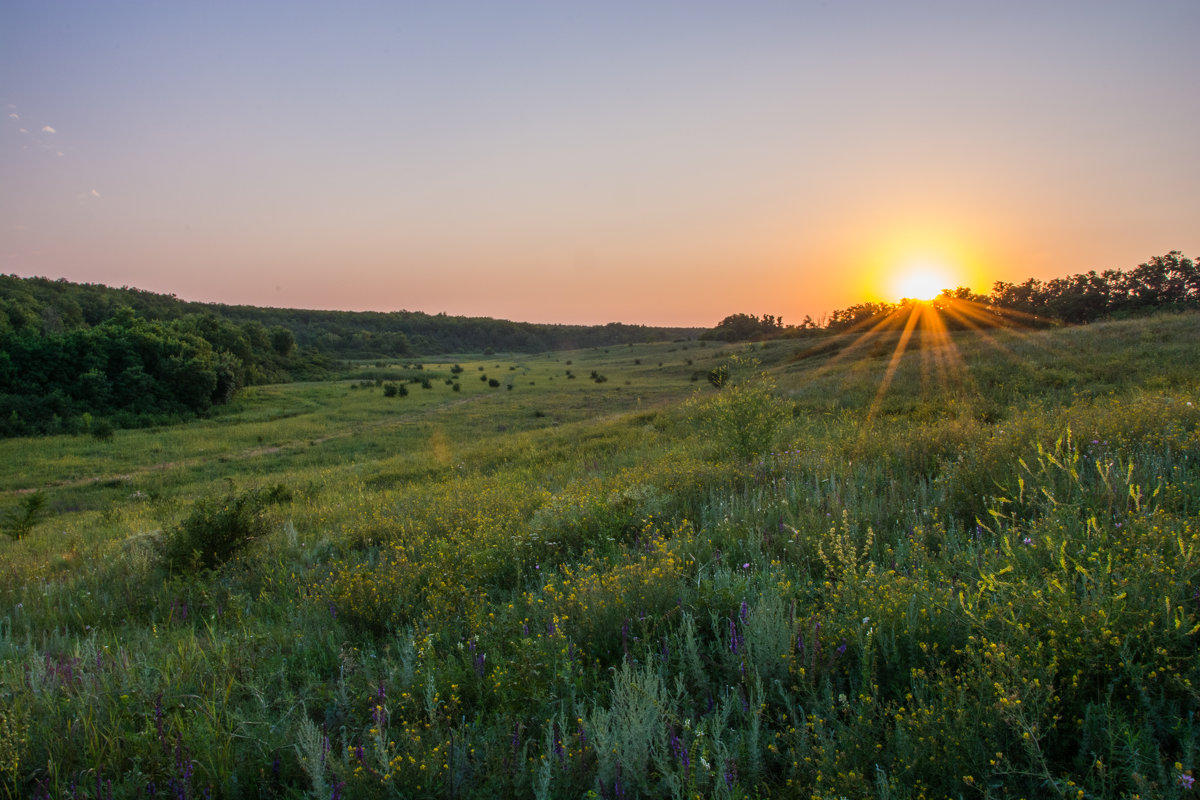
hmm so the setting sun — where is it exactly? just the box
[894,270,948,302]
[892,262,956,302]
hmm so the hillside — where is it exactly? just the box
[0,274,702,436]
[0,274,703,356]
[1,311,1199,798]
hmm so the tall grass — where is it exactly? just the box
[1,315,1199,798]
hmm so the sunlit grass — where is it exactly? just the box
[2,314,1199,798]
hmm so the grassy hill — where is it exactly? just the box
[2,311,1199,798]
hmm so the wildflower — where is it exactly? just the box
[1182,773,1195,789]
[1022,537,1033,546]
[742,562,750,569]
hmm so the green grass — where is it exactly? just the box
[2,314,1200,798]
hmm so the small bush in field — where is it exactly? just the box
[2,492,47,541]
[157,486,289,573]
[383,383,399,397]
[489,378,501,388]
[91,418,116,441]
[692,358,791,460]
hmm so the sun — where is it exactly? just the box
[892,261,955,302]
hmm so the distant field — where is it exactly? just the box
[2,313,1200,799]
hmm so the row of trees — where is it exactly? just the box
[989,251,1199,323]
[711,251,1198,340]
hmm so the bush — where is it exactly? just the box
[383,383,399,397]
[1,492,47,541]
[691,358,792,461]
[156,486,288,573]
[488,379,501,388]
[91,418,116,441]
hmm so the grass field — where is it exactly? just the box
[3,312,1200,799]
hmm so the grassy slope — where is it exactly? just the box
[2,314,1199,799]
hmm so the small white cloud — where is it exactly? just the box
[18,128,27,134]
[89,189,101,198]
[7,113,17,120]
[41,125,56,134]
[56,151,64,157]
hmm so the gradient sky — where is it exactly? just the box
[3,2,1198,326]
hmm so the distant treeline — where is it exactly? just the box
[706,251,1199,341]
[212,305,701,356]
[0,274,700,436]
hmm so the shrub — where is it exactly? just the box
[91,418,116,441]
[1,492,47,541]
[488,379,501,388]
[691,359,792,461]
[383,383,399,397]
[156,486,288,573]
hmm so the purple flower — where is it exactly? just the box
[742,562,750,569]
[1181,772,1194,789]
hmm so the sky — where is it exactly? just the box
[2,2,1198,327]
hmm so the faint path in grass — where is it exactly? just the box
[7,393,488,495]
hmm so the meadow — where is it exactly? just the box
[2,312,1200,799]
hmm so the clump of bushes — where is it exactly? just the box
[156,485,291,573]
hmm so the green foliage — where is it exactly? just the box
[1,492,47,540]
[155,485,288,573]
[691,358,792,461]
[90,417,115,441]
